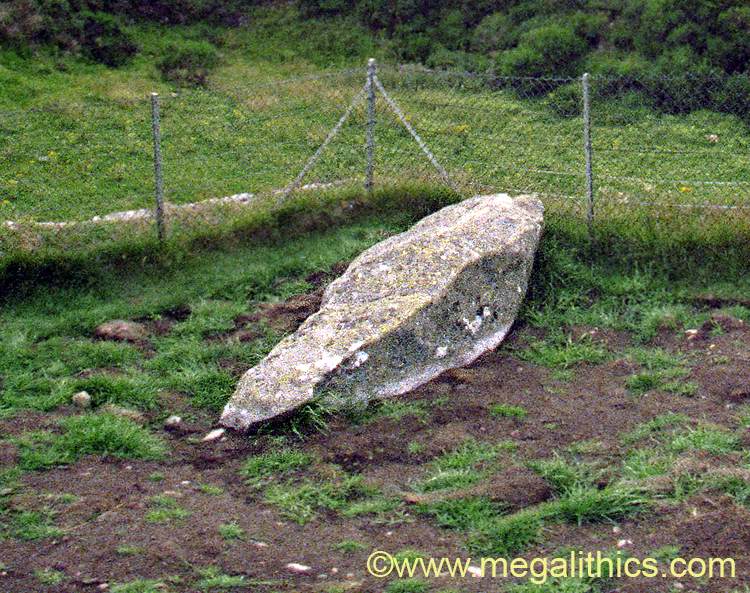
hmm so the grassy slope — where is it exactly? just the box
[1,6,748,226]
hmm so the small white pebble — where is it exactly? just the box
[467,565,483,578]
[317,574,327,579]
[164,415,182,427]
[673,582,685,590]
[385,530,393,536]
[286,563,312,574]
[98,585,109,591]
[612,525,622,534]
[180,480,191,486]
[331,567,338,574]
[617,539,633,548]
[125,465,133,470]
[202,428,225,442]
[346,573,355,579]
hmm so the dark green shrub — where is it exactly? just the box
[433,9,467,51]
[80,11,138,67]
[426,47,491,73]
[709,6,750,73]
[397,31,433,62]
[298,0,354,18]
[471,12,516,53]
[569,11,608,46]
[157,39,220,86]
[0,1,137,66]
[498,23,588,84]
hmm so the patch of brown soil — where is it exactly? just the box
[3,288,750,593]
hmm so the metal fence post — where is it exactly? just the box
[365,58,376,194]
[582,73,595,242]
[150,92,166,242]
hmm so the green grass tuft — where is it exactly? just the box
[490,404,528,419]
[16,414,166,470]
[241,448,313,487]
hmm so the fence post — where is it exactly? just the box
[581,73,595,243]
[150,92,165,242]
[365,58,376,194]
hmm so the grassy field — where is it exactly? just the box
[2,201,750,591]
[1,6,748,229]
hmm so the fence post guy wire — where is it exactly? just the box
[279,84,368,202]
[150,92,166,242]
[365,58,376,194]
[373,75,457,193]
[581,72,595,241]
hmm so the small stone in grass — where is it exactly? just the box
[94,320,148,343]
[617,539,633,548]
[467,565,483,578]
[72,391,92,408]
[286,563,312,574]
[164,415,182,428]
[201,428,225,442]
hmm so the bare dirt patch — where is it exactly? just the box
[2,289,750,593]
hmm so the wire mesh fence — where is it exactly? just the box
[1,62,749,267]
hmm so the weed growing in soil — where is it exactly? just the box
[416,439,501,493]
[116,544,145,556]
[551,484,649,525]
[241,448,313,488]
[528,456,598,494]
[490,403,528,418]
[668,425,740,455]
[198,483,224,495]
[263,473,377,524]
[384,579,429,593]
[145,495,191,524]
[218,522,245,541]
[33,568,65,585]
[1,508,62,541]
[621,448,675,480]
[622,413,690,445]
[417,496,505,531]
[467,508,545,556]
[194,566,246,590]
[515,334,609,369]
[111,579,170,593]
[333,539,367,553]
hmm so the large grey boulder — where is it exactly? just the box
[220,194,543,431]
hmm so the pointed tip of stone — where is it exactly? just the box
[219,403,256,432]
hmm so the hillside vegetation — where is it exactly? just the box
[3,1,750,79]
